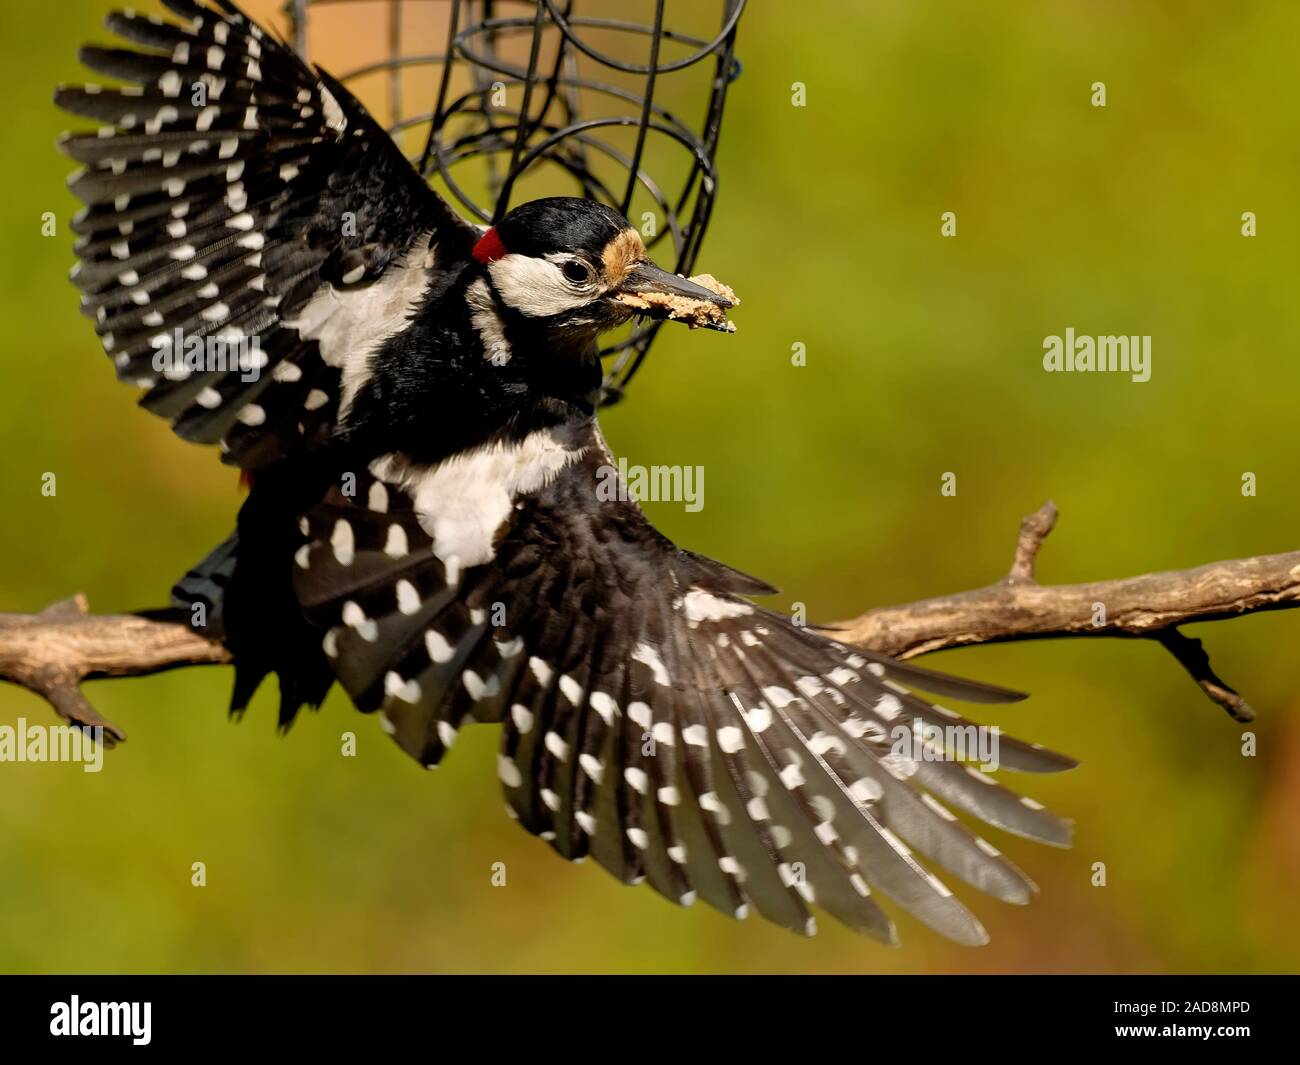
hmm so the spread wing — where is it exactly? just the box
[56,0,478,467]
[290,417,1077,945]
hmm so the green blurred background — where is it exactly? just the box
[2,0,1298,973]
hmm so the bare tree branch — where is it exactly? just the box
[1006,499,1058,585]
[0,596,230,742]
[0,503,1293,735]
[1154,628,1255,723]
[821,502,1299,721]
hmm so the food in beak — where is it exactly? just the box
[613,265,740,332]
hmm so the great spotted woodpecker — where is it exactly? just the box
[57,0,1077,945]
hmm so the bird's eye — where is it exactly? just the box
[562,259,593,285]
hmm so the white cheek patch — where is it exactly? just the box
[488,253,591,317]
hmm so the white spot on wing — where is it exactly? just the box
[578,754,603,783]
[716,726,744,752]
[544,732,569,761]
[497,754,521,787]
[849,777,883,804]
[558,675,583,705]
[874,693,903,720]
[394,579,420,615]
[318,82,348,133]
[761,686,797,709]
[383,524,408,558]
[679,588,752,622]
[341,601,377,641]
[383,670,420,703]
[631,642,670,687]
[569,679,607,717]
[330,520,355,565]
[425,629,455,663]
[463,670,499,701]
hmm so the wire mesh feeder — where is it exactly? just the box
[284,0,746,404]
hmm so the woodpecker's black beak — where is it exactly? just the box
[609,261,738,332]
[620,263,733,306]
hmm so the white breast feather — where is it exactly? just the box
[372,428,587,569]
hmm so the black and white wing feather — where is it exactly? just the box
[56,0,478,467]
[290,417,1077,945]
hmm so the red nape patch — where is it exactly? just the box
[472,227,509,264]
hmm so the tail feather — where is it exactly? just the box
[170,529,238,636]
[173,466,336,727]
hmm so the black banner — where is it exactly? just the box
[0,974,1287,1051]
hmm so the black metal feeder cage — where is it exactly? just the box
[285,0,746,404]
